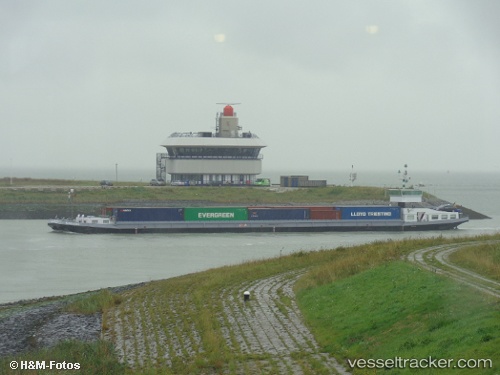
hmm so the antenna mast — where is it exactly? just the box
[349,165,357,187]
[398,164,411,188]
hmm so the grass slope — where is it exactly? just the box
[0,341,125,375]
[0,185,390,205]
[297,261,499,374]
[1,235,499,374]
[448,242,500,282]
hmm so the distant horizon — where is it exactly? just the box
[1,166,499,188]
[1,165,498,174]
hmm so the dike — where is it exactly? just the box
[0,204,102,220]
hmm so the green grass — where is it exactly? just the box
[101,235,498,373]
[297,261,499,374]
[0,177,103,187]
[0,177,139,188]
[2,234,499,374]
[0,340,126,375]
[0,178,439,206]
[0,185,389,205]
[65,289,123,315]
[448,242,500,282]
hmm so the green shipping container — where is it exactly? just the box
[184,207,248,221]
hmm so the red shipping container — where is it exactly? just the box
[309,207,341,220]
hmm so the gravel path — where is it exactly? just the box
[406,241,500,298]
[104,270,350,374]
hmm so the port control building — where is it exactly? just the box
[157,105,267,185]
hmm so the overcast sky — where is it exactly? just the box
[1,0,499,179]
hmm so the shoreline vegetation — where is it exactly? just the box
[0,177,490,219]
[1,235,499,374]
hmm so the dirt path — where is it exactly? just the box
[406,241,500,298]
[104,270,350,374]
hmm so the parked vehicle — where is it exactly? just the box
[170,180,187,186]
[254,178,271,187]
[100,180,113,187]
[150,179,166,186]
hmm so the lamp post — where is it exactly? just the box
[115,163,118,183]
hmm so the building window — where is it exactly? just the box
[168,147,260,159]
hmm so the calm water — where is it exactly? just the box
[1,171,499,304]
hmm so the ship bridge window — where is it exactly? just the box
[441,214,448,220]
[450,214,457,219]
[431,215,439,220]
[406,214,415,221]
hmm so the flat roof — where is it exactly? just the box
[161,135,267,148]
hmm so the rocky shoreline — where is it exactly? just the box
[0,284,144,358]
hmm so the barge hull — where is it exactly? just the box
[48,218,468,234]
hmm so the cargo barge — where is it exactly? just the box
[48,194,468,234]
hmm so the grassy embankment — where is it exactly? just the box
[0,178,395,219]
[2,234,498,374]
[0,178,106,187]
[298,263,499,374]
[1,177,443,220]
[0,177,390,204]
[448,242,500,282]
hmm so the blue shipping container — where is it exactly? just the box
[114,207,184,222]
[248,208,310,220]
[339,206,401,220]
